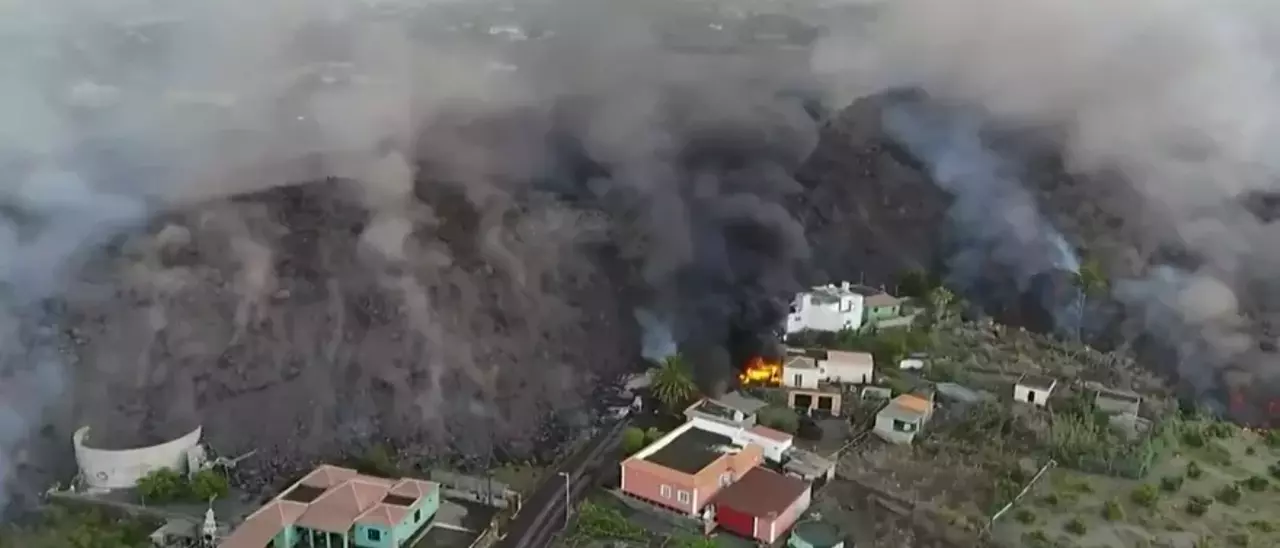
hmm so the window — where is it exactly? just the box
[720,473,732,486]
[367,529,382,542]
[793,374,803,386]
[677,490,691,504]
[660,485,672,498]
[840,300,851,312]
[892,419,917,433]
[414,509,421,522]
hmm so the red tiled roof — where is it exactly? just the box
[220,465,437,548]
[713,467,809,518]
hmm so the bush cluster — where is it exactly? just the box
[136,468,229,504]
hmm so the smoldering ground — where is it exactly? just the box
[0,0,821,507]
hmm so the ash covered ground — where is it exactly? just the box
[5,0,1280,513]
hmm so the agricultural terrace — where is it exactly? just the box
[992,419,1280,548]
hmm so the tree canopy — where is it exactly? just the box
[651,354,698,412]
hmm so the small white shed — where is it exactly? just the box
[823,350,874,384]
[1013,374,1057,406]
[898,353,928,371]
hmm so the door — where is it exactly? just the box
[1027,390,1036,404]
[816,395,833,415]
[793,393,813,410]
[715,504,756,539]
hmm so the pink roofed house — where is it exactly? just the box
[219,464,440,548]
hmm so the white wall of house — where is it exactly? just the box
[1014,384,1052,406]
[782,363,823,389]
[823,351,874,384]
[785,291,864,334]
[741,431,793,462]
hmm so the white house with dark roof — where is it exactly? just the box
[783,356,823,389]
[1013,374,1057,406]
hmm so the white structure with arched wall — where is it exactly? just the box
[73,425,203,491]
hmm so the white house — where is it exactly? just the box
[898,353,928,371]
[785,283,865,335]
[683,397,794,462]
[783,356,823,389]
[1013,374,1057,406]
[823,351,874,384]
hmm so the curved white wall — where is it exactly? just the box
[73,425,203,490]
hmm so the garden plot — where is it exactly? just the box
[990,420,1280,548]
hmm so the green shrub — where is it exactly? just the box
[1269,462,1280,480]
[1248,520,1275,533]
[1217,484,1243,505]
[1245,446,1257,456]
[757,406,800,434]
[1013,509,1036,524]
[1022,530,1050,547]
[621,427,647,455]
[1242,475,1269,492]
[1266,429,1280,447]
[1130,484,1159,507]
[1187,495,1213,516]
[1205,421,1235,439]
[1102,499,1124,520]
[1183,427,1206,448]
[1228,532,1251,546]
[1064,518,1087,535]
[1187,461,1203,479]
[1040,493,1060,506]
[644,427,665,443]
[135,468,189,503]
[190,469,229,502]
[1160,475,1184,492]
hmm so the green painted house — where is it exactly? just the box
[220,465,440,548]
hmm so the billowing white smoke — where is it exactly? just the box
[882,101,1083,334]
[634,308,677,362]
[817,0,1280,393]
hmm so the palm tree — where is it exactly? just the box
[1071,257,1108,339]
[651,354,698,413]
[925,286,957,328]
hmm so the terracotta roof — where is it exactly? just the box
[299,464,361,489]
[389,478,436,501]
[295,479,393,533]
[750,425,794,442]
[714,467,809,517]
[892,394,931,414]
[218,501,307,548]
[222,465,438,547]
[355,503,410,528]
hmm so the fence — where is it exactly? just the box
[429,470,518,508]
[983,459,1056,534]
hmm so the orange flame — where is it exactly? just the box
[739,356,782,386]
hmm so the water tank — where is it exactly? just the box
[788,520,846,548]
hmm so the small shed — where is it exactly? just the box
[823,351,874,384]
[1094,386,1142,416]
[713,468,812,543]
[873,394,932,444]
[898,352,928,371]
[1013,374,1057,406]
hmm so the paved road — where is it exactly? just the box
[495,418,631,548]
